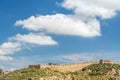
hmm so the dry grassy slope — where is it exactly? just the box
[41,62,97,72]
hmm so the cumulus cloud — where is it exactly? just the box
[0,42,21,61]
[15,0,120,38]
[0,33,57,61]
[1,0,120,61]
[0,42,21,55]
[15,14,101,37]
[9,33,57,45]
[62,0,120,19]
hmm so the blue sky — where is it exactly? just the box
[0,0,120,70]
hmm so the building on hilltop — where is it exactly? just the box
[28,64,40,69]
[99,59,111,64]
[48,63,60,66]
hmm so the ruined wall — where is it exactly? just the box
[99,59,113,64]
[41,62,95,72]
[29,64,41,69]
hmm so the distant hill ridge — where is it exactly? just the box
[1,59,120,80]
[28,59,117,72]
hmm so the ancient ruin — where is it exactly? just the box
[28,64,41,69]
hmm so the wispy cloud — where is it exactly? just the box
[0,56,13,61]
[1,52,120,70]
[0,55,50,70]
[52,52,120,63]
[52,53,95,63]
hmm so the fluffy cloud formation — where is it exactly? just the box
[0,42,21,61]
[15,0,120,38]
[0,42,21,55]
[0,33,57,61]
[1,0,120,61]
[15,14,101,37]
[62,0,119,19]
[9,33,57,45]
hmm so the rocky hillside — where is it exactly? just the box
[1,61,120,80]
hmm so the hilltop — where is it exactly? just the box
[0,60,120,80]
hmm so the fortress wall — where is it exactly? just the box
[40,62,95,72]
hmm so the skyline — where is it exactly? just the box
[0,0,120,70]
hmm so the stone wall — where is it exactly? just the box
[99,59,112,64]
[28,64,41,69]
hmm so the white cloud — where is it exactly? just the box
[1,0,120,64]
[0,42,21,55]
[15,0,120,38]
[0,42,21,61]
[0,33,57,61]
[15,14,101,38]
[53,52,120,63]
[62,0,120,19]
[53,53,94,63]
[9,33,57,45]
[0,56,13,61]
[0,55,48,70]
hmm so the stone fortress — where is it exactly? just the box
[28,59,115,72]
